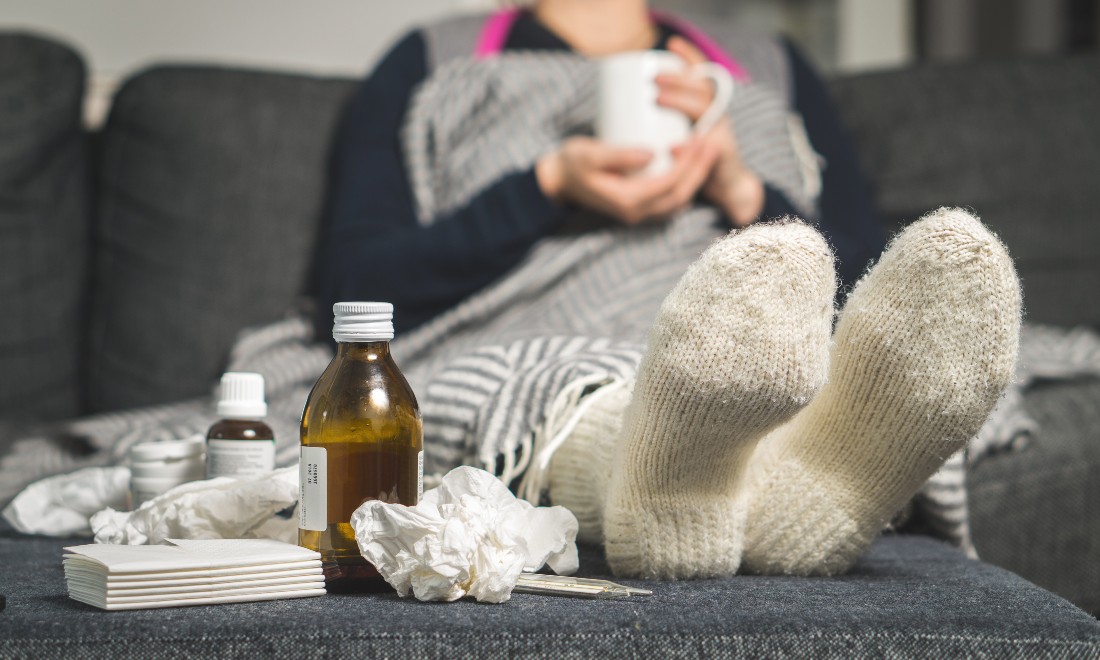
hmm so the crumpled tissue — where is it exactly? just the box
[2,466,132,536]
[91,466,299,545]
[351,465,579,603]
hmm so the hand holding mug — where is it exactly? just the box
[596,47,733,178]
[536,136,720,225]
[658,36,764,226]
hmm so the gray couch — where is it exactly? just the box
[1,31,1098,657]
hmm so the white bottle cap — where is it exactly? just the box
[216,372,267,418]
[332,301,394,342]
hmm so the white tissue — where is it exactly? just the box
[2,466,132,536]
[351,466,579,603]
[91,467,299,545]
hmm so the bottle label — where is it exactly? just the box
[299,446,328,531]
[206,439,275,479]
[417,450,424,502]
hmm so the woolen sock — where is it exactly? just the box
[599,220,836,579]
[547,380,633,544]
[741,208,1022,576]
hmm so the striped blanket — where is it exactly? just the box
[5,313,1099,556]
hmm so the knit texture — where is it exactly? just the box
[547,381,633,544]
[600,221,836,579]
[741,208,1021,575]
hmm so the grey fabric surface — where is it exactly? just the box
[1,531,1098,658]
[0,33,88,420]
[969,377,1100,615]
[830,53,1100,327]
[87,66,355,412]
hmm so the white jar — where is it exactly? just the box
[129,435,206,508]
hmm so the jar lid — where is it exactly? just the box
[129,435,205,463]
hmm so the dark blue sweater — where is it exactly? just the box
[313,15,885,336]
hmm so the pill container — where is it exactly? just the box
[129,435,206,508]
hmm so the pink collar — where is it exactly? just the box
[473,8,750,83]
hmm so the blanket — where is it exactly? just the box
[5,312,1100,554]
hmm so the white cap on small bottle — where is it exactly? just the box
[332,301,394,342]
[216,372,267,418]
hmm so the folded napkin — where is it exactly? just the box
[63,538,325,610]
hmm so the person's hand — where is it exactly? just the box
[656,36,765,227]
[536,135,720,225]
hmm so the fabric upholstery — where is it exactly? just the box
[0,33,88,419]
[87,67,354,411]
[1,530,1098,657]
[830,52,1100,327]
[969,377,1100,615]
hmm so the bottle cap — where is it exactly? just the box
[332,301,394,342]
[216,372,267,418]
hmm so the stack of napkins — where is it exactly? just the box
[63,538,325,610]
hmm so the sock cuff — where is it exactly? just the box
[603,499,746,579]
[547,381,632,544]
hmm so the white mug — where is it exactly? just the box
[596,50,734,177]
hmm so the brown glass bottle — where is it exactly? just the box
[207,372,275,479]
[299,303,422,593]
[206,419,275,474]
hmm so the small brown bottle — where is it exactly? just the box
[206,372,276,479]
[299,302,423,592]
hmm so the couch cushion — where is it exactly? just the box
[0,33,88,420]
[831,53,1100,327]
[87,67,354,412]
[0,533,1097,656]
[969,377,1100,615]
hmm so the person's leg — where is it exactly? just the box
[551,220,837,578]
[741,208,1021,575]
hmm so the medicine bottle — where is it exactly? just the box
[206,372,276,479]
[299,302,423,592]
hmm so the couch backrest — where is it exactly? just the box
[830,52,1100,328]
[87,66,355,412]
[0,33,88,420]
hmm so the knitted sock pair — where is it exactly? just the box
[548,208,1021,578]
